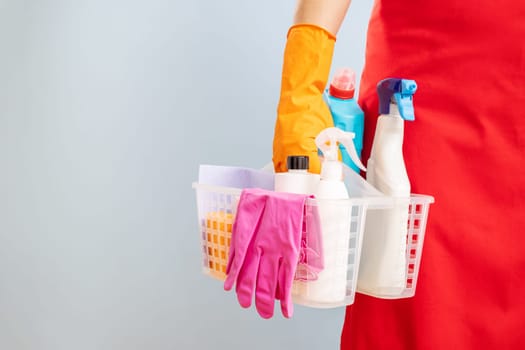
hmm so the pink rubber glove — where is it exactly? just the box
[295,202,324,281]
[224,188,309,318]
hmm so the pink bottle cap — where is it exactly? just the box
[329,68,356,99]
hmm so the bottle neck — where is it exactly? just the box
[321,160,343,181]
[388,103,401,117]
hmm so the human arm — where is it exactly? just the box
[293,0,352,36]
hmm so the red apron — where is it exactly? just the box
[342,1,525,349]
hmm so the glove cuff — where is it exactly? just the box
[287,23,336,41]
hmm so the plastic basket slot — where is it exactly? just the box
[335,247,352,256]
[408,263,415,274]
[202,208,234,277]
[414,204,424,214]
[406,233,418,246]
[348,236,357,250]
[346,247,356,255]
[408,213,423,225]
[347,268,355,281]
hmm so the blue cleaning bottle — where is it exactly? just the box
[325,68,365,173]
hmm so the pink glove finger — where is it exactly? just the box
[224,246,245,291]
[277,259,296,318]
[224,191,267,291]
[235,248,262,308]
[295,246,323,281]
[304,201,324,272]
[255,256,281,319]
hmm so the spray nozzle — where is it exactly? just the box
[315,127,366,172]
[377,78,417,121]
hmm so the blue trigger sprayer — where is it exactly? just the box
[367,78,417,196]
[357,78,419,298]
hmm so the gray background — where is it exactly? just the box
[0,0,373,349]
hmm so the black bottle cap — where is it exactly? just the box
[287,155,309,171]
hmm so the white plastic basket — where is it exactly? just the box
[356,195,434,299]
[403,195,434,297]
[192,182,433,307]
[193,183,240,280]
[291,197,370,308]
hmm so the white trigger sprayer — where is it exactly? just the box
[315,127,366,184]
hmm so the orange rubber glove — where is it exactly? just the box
[273,24,336,174]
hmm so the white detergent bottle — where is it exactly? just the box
[296,127,366,305]
[274,155,320,195]
[357,78,417,297]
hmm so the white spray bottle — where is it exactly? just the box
[357,78,417,297]
[295,127,366,304]
[316,127,366,199]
